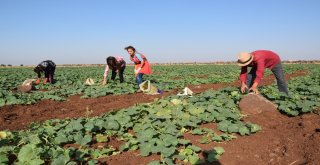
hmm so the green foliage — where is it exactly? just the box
[0,152,9,164]
[260,66,320,116]
[205,147,225,163]
[0,65,242,106]
[1,64,317,164]
[0,87,261,164]
[17,144,44,165]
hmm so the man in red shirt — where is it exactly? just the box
[237,50,288,94]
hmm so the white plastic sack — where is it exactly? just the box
[22,79,36,86]
[85,78,95,86]
[177,87,193,96]
[139,80,159,95]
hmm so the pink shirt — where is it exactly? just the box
[240,50,281,84]
[104,56,125,77]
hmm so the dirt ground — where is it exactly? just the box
[1,70,319,165]
[0,70,306,130]
[181,111,320,165]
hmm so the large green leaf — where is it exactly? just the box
[74,134,92,146]
[187,145,202,153]
[217,120,231,132]
[162,135,179,147]
[161,146,176,157]
[54,134,69,145]
[156,109,172,119]
[17,144,44,165]
[139,142,153,156]
[51,154,70,165]
[104,120,120,130]
[227,124,239,133]
[189,107,205,116]
[239,126,250,136]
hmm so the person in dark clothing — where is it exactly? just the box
[102,56,126,85]
[33,60,56,84]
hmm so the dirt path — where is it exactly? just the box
[0,70,306,131]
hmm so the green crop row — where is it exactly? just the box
[0,87,260,165]
[0,64,319,164]
[261,66,320,116]
[0,64,309,106]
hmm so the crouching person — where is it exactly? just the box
[102,56,126,85]
[34,60,56,84]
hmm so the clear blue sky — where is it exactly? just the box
[1,0,319,65]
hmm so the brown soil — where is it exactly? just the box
[1,70,316,165]
[239,93,278,115]
[172,74,208,80]
[0,70,307,131]
[0,90,176,130]
[99,151,161,165]
[192,74,209,79]
[182,111,320,165]
[171,76,182,80]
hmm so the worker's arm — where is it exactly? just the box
[135,53,145,75]
[240,66,248,93]
[37,71,41,78]
[249,60,265,94]
[102,65,109,85]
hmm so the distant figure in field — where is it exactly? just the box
[237,50,288,94]
[34,60,56,84]
[102,56,126,85]
[124,46,152,90]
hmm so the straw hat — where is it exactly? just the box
[237,52,253,66]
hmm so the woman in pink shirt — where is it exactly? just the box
[237,50,288,94]
[102,56,126,85]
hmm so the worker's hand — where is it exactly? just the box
[134,68,141,75]
[102,79,107,85]
[249,87,259,94]
[248,82,259,94]
[134,70,138,77]
[240,84,248,93]
[35,78,41,85]
[43,78,48,84]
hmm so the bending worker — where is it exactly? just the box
[102,56,126,85]
[34,60,56,84]
[237,50,288,95]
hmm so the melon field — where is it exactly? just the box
[0,64,319,165]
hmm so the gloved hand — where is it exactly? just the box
[35,78,41,85]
